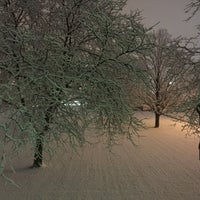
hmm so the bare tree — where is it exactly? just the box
[174,0,200,136]
[135,29,192,128]
[0,0,149,173]
[185,0,200,20]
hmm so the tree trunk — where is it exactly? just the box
[196,104,200,125]
[198,141,200,160]
[32,105,53,167]
[199,115,200,126]
[33,132,44,167]
[154,112,160,128]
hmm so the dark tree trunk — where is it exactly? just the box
[154,112,160,128]
[198,114,200,160]
[196,104,200,160]
[32,105,54,167]
[197,114,200,126]
[198,142,200,160]
[33,132,44,167]
[196,104,200,125]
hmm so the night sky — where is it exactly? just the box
[125,0,200,38]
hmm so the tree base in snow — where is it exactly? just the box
[31,163,47,168]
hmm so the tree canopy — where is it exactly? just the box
[0,0,150,171]
[177,0,200,134]
[133,29,193,127]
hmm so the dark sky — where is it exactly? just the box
[124,0,200,38]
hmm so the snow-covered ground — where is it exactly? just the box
[0,112,200,200]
